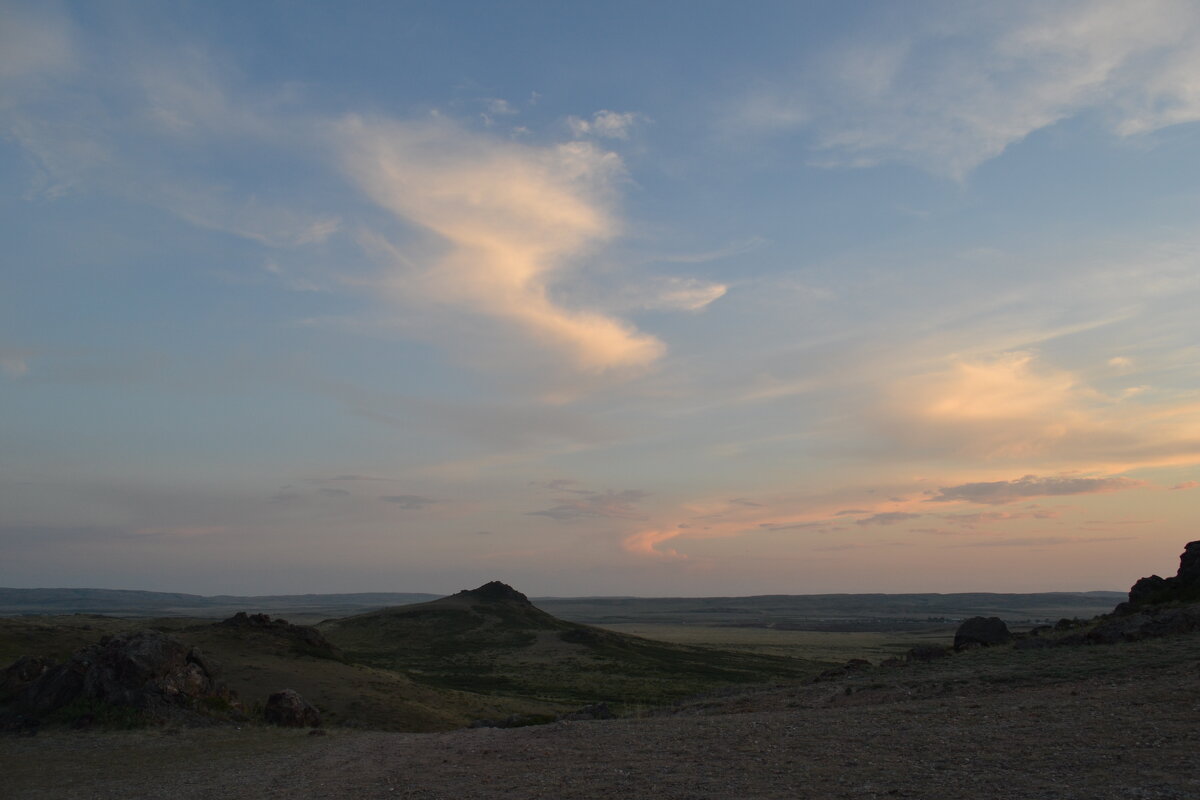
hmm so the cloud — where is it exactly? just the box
[939,509,1061,528]
[0,3,74,83]
[529,489,649,521]
[878,351,1200,470]
[950,535,1133,548]
[340,115,665,373]
[855,511,922,526]
[625,277,727,312]
[736,1,1200,177]
[567,110,643,140]
[929,475,1143,505]
[1170,480,1199,490]
[380,494,436,510]
[622,528,687,560]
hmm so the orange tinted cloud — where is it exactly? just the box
[340,116,665,373]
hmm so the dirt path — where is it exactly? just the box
[4,657,1198,800]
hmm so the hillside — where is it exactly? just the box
[317,582,821,705]
[0,613,558,732]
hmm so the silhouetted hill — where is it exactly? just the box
[318,581,819,704]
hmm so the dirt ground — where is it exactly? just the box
[4,643,1198,800]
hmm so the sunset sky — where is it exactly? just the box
[3,0,1199,596]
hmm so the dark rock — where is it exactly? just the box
[905,645,951,662]
[953,617,1011,651]
[844,658,872,671]
[0,656,55,701]
[263,689,321,728]
[218,612,343,661]
[453,581,531,605]
[1086,606,1200,644]
[4,630,237,721]
[1127,575,1168,607]
[1119,541,1200,611]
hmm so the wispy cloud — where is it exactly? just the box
[929,475,1143,505]
[734,0,1200,177]
[529,489,649,522]
[380,494,437,510]
[567,110,644,140]
[877,351,1200,471]
[855,511,922,526]
[340,115,665,374]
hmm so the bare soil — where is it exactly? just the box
[4,634,1198,799]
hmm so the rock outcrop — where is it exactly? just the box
[452,581,532,605]
[953,617,1011,651]
[219,612,344,660]
[263,689,322,728]
[1117,541,1200,613]
[1,630,238,722]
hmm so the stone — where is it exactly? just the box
[0,656,55,701]
[953,617,1011,651]
[3,630,238,721]
[263,689,321,728]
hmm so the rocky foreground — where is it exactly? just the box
[4,543,1200,799]
[2,631,1198,800]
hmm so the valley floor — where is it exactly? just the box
[4,635,1198,800]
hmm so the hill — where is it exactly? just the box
[0,612,559,731]
[317,582,821,705]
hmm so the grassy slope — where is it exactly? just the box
[317,592,825,707]
[0,615,555,731]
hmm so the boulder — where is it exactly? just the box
[263,689,321,728]
[0,656,55,701]
[953,617,1011,651]
[3,630,237,720]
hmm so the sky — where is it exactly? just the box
[3,0,1200,597]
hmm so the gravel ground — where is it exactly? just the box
[3,651,1198,799]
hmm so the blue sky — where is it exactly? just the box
[3,0,1200,595]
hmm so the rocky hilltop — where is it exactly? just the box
[1120,540,1200,610]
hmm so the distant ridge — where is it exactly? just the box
[0,587,441,618]
[0,586,1126,628]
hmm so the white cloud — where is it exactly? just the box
[568,110,643,140]
[616,276,727,313]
